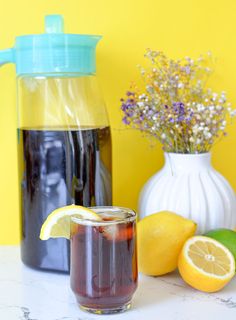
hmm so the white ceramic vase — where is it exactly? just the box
[139,153,236,233]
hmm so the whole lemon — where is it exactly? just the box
[137,211,197,276]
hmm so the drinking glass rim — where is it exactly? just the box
[71,206,136,226]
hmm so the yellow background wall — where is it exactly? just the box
[1,0,236,244]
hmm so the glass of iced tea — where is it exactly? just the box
[70,206,138,314]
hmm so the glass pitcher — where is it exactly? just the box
[0,15,112,272]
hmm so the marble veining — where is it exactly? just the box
[20,306,37,320]
[159,277,236,308]
[0,246,236,320]
[0,305,38,320]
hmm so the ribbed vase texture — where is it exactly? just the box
[139,153,236,234]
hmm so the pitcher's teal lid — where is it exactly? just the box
[0,15,102,75]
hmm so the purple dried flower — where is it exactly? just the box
[121,104,128,111]
[177,115,185,122]
[172,102,185,119]
[125,111,134,117]
[122,117,130,125]
[184,66,191,74]
[147,110,154,116]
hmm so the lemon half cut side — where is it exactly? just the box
[39,205,101,240]
[178,236,235,292]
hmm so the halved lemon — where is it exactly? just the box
[40,205,101,240]
[178,236,235,292]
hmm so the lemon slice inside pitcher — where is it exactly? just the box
[40,205,101,240]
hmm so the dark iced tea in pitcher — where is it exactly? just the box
[70,207,137,314]
[18,127,111,272]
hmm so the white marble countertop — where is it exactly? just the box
[0,246,235,320]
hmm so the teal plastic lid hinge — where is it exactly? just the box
[0,48,15,67]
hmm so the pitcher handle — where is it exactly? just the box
[0,48,14,67]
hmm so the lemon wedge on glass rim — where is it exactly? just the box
[39,205,101,240]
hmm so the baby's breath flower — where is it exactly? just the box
[137,102,144,107]
[120,50,235,153]
[196,138,202,144]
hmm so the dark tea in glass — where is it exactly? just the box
[70,206,137,314]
